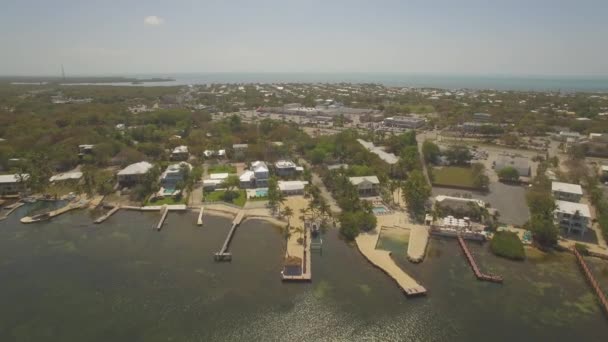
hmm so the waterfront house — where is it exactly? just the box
[551,181,583,202]
[554,200,590,236]
[0,173,28,195]
[239,161,269,188]
[239,170,255,188]
[275,160,298,177]
[117,161,153,187]
[171,145,189,161]
[278,180,309,196]
[160,162,192,189]
[349,176,380,196]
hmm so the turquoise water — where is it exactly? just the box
[255,188,268,197]
[0,203,607,341]
[64,72,608,92]
[372,206,388,214]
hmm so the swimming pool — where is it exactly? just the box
[162,187,176,196]
[372,206,388,214]
[255,188,268,197]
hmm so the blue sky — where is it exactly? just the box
[1,0,607,76]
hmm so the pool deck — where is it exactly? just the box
[407,225,429,263]
[355,230,426,296]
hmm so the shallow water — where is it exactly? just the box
[0,203,607,341]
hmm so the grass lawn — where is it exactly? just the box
[208,164,236,174]
[145,196,186,206]
[204,189,247,207]
[432,167,476,188]
[490,231,525,260]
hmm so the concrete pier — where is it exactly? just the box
[457,235,503,283]
[20,199,88,223]
[156,205,169,231]
[407,226,429,263]
[573,248,608,317]
[197,207,204,226]
[94,206,120,224]
[0,202,25,221]
[215,211,245,261]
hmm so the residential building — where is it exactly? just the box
[239,171,255,188]
[349,176,380,196]
[0,174,28,195]
[275,160,298,176]
[383,116,426,129]
[557,131,582,142]
[239,161,269,188]
[554,200,591,235]
[161,162,192,188]
[327,163,349,171]
[203,150,216,158]
[278,180,309,196]
[117,161,153,186]
[171,145,189,161]
[551,181,583,202]
[494,157,531,177]
[78,144,94,157]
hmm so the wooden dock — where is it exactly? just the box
[197,207,204,226]
[573,248,608,317]
[156,205,169,231]
[281,224,312,282]
[0,202,25,221]
[457,235,503,283]
[94,206,120,224]
[214,211,245,261]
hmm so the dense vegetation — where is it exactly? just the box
[490,231,525,260]
[525,161,559,247]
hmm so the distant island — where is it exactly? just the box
[1,76,175,85]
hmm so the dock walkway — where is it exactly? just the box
[355,231,426,296]
[573,248,608,316]
[407,226,429,263]
[20,200,87,223]
[0,202,25,221]
[457,235,503,283]
[281,224,312,282]
[94,205,120,224]
[156,205,169,231]
[197,207,204,226]
[215,210,245,261]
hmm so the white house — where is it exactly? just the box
[349,176,380,196]
[0,174,28,195]
[171,145,189,161]
[278,180,309,196]
[239,170,255,188]
[117,161,153,186]
[554,200,591,235]
[252,161,269,187]
[551,181,583,202]
[203,173,229,191]
[49,171,83,183]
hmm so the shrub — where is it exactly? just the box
[574,243,590,255]
[490,231,525,260]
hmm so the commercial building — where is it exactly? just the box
[551,181,583,202]
[117,161,153,186]
[383,116,426,129]
[349,176,380,196]
[554,200,591,235]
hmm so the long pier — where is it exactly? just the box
[94,205,120,224]
[573,248,608,316]
[197,207,204,226]
[156,205,169,231]
[214,211,245,261]
[457,235,503,283]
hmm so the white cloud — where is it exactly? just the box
[144,16,164,26]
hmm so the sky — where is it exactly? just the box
[1,0,608,76]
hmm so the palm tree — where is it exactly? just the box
[283,206,294,227]
[293,226,304,244]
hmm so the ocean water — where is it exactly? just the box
[0,203,607,341]
[71,72,608,92]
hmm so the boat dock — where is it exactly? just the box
[355,231,426,297]
[407,226,429,263]
[0,202,25,221]
[20,199,88,223]
[156,205,169,231]
[197,207,204,226]
[94,205,120,224]
[573,248,608,316]
[214,210,245,261]
[457,235,503,283]
[281,224,312,282]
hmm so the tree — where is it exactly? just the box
[497,166,519,182]
[267,176,280,213]
[421,140,441,165]
[471,163,489,189]
[224,174,240,192]
[402,170,431,221]
[283,206,294,227]
[529,216,558,247]
[339,212,361,241]
[445,145,471,165]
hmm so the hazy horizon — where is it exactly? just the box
[2,0,608,76]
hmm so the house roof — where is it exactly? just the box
[252,161,269,173]
[49,171,83,182]
[233,143,248,149]
[275,160,296,168]
[0,174,28,184]
[239,170,255,182]
[552,181,583,195]
[555,200,591,217]
[278,180,309,192]
[435,195,485,208]
[172,145,189,154]
[209,173,229,180]
[117,162,153,176]
[349,176,380,186]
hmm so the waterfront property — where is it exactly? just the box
[158,162,192,197]
[0,173,28,195]
[554,200,591,236]
[278,180,308,196]
[170,145,189,161]
[274,160,301,177]
[117,161,153,187]
[552,181,583,202]
[239,161,269,188]
[349,176,380,197]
